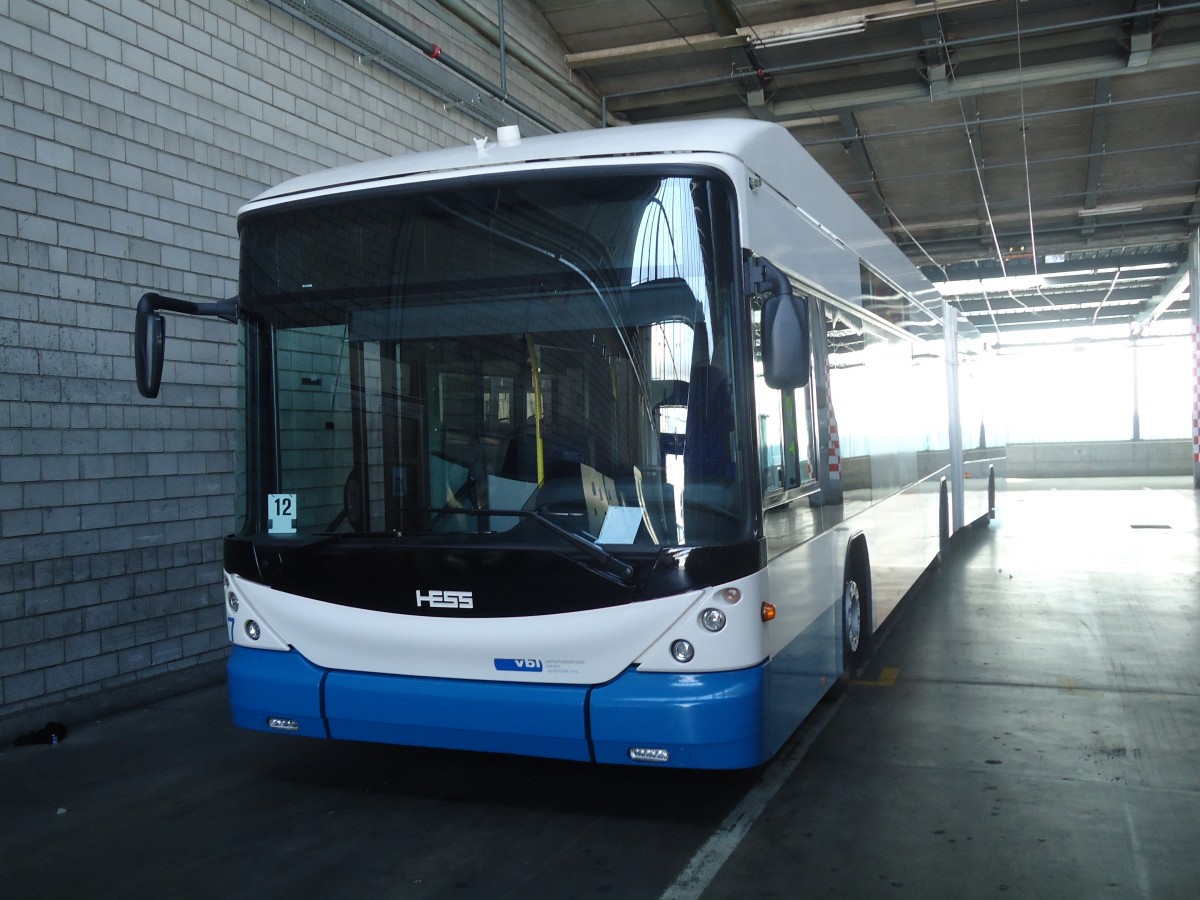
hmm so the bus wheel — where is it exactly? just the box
[824,575,864,702]
[843,578,862,667]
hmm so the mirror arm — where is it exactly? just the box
[745,257,789,305]
[137,292,238,323]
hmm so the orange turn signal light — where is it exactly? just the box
[761,602,776,622]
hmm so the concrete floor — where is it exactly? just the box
[703,477,1200,898]
[1,479,1197,899]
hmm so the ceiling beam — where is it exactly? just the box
[956,296,1153,315]
[1131,265,1192,334]
[563,0,1005,69]
[703,0,775,118]
[604,36,1200,122]
[883,193,1200,235]
[1079,77,1112,236]
[906,220,1197,265]
[961,308,1172,332]
[925,251,1187,281]
[768,42,1200,118]
[1125,2,1158,67]
[954,283,1170,303]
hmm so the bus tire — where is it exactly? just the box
[826,541,872,700]
[842,577,863,672]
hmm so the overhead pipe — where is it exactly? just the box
[497,0,507,96]
[431,0,610,126]
[339,0,561,133]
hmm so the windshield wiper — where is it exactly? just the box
[425,508,636,584]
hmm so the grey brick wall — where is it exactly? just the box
[0,0,595,739]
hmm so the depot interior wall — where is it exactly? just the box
[0,0,595,740]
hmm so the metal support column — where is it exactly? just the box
[1191,227,1199,489]
[1131,336,1141,441]
[944,300,966,534]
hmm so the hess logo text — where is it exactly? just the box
[416,589,473,609]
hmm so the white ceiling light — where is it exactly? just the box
[1078,202,1145,217]
[753,18,866,49]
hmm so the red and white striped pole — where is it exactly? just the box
[827,381,842,487]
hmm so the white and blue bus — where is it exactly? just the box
[136,119,1003,769]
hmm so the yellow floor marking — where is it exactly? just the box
[852,666,900,687]
[1057,676,1080,694]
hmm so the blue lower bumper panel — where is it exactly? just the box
[227,646,591,762]
[228,645,328,738]
[324,670,591,761]
[589,664,769,769]
[227,647,769,769]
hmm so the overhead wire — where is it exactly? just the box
[733,5,935,264]
[924,1,1004,334]
[740,0,1103,334]
[1014,0,1039,276]
[746,5,976,329]
[921,0,1046,336]
[719,0,1175,336]
[1012,0,1061,310]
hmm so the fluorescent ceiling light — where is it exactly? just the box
[753,18,865,48]
[936,274,1047,296]
[1078,202,1145,217]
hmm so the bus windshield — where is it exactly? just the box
[237,173,746,549]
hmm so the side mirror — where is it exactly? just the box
[135,300,166,399]
[752,258,811,389]
[133,292,237,399]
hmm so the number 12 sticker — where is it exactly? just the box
[268,494,297,534]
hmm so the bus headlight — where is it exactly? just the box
[699,608,726,632]
[227,592,239,612]
[671,639,695,663]
[245,620,261,641]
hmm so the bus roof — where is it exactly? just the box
[243,118,796,209]
[241,118,941,316]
